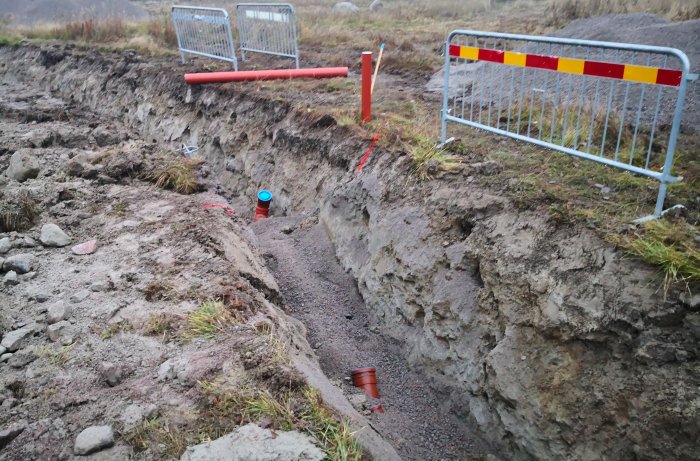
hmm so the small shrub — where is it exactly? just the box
[0,190,39,232]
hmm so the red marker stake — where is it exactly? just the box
[361,52,372,123]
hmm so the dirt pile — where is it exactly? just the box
[0,0,149,25]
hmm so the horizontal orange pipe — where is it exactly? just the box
[185,67,349,84]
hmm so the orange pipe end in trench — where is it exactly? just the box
[185,67,349,85]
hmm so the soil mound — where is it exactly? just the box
[0,0,149,25]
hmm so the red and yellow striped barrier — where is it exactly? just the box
[448,44,682,87]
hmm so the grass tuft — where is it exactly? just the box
[148,157,203,194]
[617,219,700,289]
[185,299,235,340]
[0,190,39,232]
[101,320,133,340]
[34,342,76,368]
[410,137,460,181]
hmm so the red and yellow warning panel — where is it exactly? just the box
[448,44,683,87]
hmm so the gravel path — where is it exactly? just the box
[252,213,493,461]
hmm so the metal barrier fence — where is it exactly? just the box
[440,30,692,218]
[236,3,300,69]
[172,5,238,70]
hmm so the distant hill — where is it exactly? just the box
[0,0,149,25]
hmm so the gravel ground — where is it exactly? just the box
[252,213,494,461]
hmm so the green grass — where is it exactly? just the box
[410,136,460,181]
[617,219,700,288]
[185,299,235,340]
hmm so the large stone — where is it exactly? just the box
[47,321,71,342]
[1,325,34,351]
[6,150,40,182]
[0,422,25,449]
[333,2,359,13]
[180,423,325,461]
[0,238,11,254]
[8,349,37,368]
[73,425,114,455]
[40,223,71,247]
[3,254,36,274]
[47,301,71,324]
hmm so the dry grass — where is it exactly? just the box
[184,299,237,340]
[550,0,700,21]
[148,157,203,194]
[101,320,133,339]
[0,190,39,232]
[3,12,178,54]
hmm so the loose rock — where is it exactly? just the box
[1,325,34,351]
[73,425,114,455]
[0,423,26,449]
[0,237,11,254]
[179,423,325,461]
[2,253,36,274]
[3,271,19,286]
[6,149,40,182]
[72,240,97,255]
[40,223,72,247]
[47,301,71,324]
[47,321,71,342]
[100,362,122,387]
[8,349,37,368]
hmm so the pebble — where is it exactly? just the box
[73,425,114,455]
[22,236,37,248]
[40,224,72,247]
[2,254,36,274]
[100,362,122,387]
[47,301,71,324]
[71,239,97,255]
[0,237,11,254]
[3,271,19,286]
[69,290,90,304]
[47,321,70,342]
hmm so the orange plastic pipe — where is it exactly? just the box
[185,67,349,84]
[361,52,372,123]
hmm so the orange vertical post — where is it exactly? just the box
[361,51,372,123]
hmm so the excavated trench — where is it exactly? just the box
[2,46,698,461]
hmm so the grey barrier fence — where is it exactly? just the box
[236,3,300,69]
[440,30,693,218]
[172,5,238,70]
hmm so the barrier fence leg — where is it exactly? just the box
[361,51,372,123]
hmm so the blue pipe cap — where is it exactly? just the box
[257,190,273,202]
